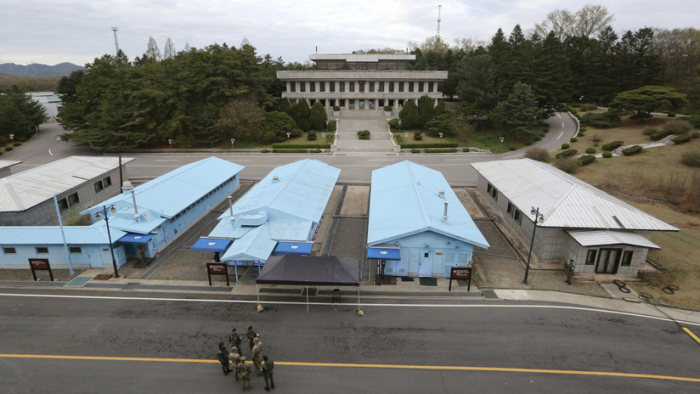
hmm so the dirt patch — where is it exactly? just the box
[340,186,368,216]
[454,187,486,218]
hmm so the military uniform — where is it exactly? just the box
[251,339,264,376]
[217,342,231,375]
[229,351,242,381]
[262,356,275,391]
[565,261,575,284]
[238,357,252,390]
[229,330,242,355]
[246,327,257,354]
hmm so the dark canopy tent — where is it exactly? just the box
[256,255,361,313]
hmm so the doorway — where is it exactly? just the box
[595,248,621,274]
[419,251,433,277]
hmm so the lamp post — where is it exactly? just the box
[398,119,402,136]
[95,205,119,279]
[168,139,173,149]
[230,138,235,150]
[499,136,504,145]
[326,119,329,135]
[9,134,14,143]
[522,206,544,285]
[439,132,443,138]
[286,132,291,143]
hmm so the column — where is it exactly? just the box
[286,81,290,93]
[434,81,439,93]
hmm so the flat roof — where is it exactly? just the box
[310,54,415,62]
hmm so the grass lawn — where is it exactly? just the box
[571,128,700,310]
[564,115,674,154]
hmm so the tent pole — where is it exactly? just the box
[306,286,309,314]
[234,264,239,285]
[256,284,260,304]
[358,286,361,310]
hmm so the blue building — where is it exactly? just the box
[367,161,489,278]
[207,159,340,274]
[0,156,244,270]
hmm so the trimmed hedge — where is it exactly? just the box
[333,105,340,111]
[578,155,596,166]
[561,143,570,149]
[570,137,578,143]
[602,151,613,158]
[261,149,270,153]
[556,149,578,158]
[413,131,423,140]
[384,106,392,111]
[602,141,624,151]
[357,130,370,140]
[585,147,596,154]
[272,149,309,153]
[395,135,404,145]
[673,134,692,144]
[411,149,420,153]
[622,145,644,156]
[649,130,672,141]
[272,143,331,149]
[424,148,458,153]
[307,130,317,141]
[400,142,458,149]
[5,147,13,152]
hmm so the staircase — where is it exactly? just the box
[333,110,397,154]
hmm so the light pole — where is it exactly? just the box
[231,138,235,150]
[439,132,443,138]
[286,132,291,143]
[95,205,119,279]
[522,206,544,285]
[398,119,402,136]
[168,139,173,149]
[326,119,329,136]
[9,134,14,143]
[499,136,504,145]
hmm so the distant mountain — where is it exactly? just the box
[0,62,84,78]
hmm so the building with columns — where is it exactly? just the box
[277,54,448,113]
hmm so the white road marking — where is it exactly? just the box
[557,113,561,119]
[562,122,565,128]
[154,159,183,162]
[557,132,563,140]
[56,137,62,141]
[1,292,697,326]
[48,149,53,156]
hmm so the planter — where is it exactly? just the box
[384,111,392,117]
[333,110,340,117]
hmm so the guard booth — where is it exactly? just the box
[367,246,401,277]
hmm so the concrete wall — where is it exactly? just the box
[377,232,475,278]
[0,243,127,270]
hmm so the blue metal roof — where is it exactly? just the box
[117,233,156,244]
[274,241,313,255]
[218,159,339,222]
[220,225,278,262]
[83,156,244,219]
[368,161,489,249]
[191,238,232,253]
[367,247,401,260]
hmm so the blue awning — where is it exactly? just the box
[117,233,156,244]
[273,241,313,256]
[367,247,401,260]
[191,238,233,253]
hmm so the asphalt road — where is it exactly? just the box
[3,113,578,185]
[1,290,698,393]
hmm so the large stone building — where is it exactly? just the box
[277,54,447,114]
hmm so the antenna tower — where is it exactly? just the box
[437,5,442,38]
[111,27,120,54]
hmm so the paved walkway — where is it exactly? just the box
[333,111,396,153]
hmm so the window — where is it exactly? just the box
[340,82,345,92]
[585,250,597,265]
[320,82,325,92]
[409,82,414,92]
[69,246,82,254]
[507,202,514,216]
[429,82,434,91]
[309,82,315,92]
[290,82,296,92]
[378,82,385,92]
[487,184,497,200]
[57,198,68,211]
[621,250,633,266]
[424,252,429,258]
[349,82,355,92]
[389,82,394,92]
[419,82,425,92]
[329,82,335,92]
[514,210,522,225]
[359,81,365,93]
[94,181,104,193]
[103,177,112,188]
[369,81,375,92]
[300,82,306,92]
[3,247,16,254]
[36,247,49,254]
[68,193,80,206]
[399,82,404,92]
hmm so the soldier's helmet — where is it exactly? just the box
[240,356,246,361]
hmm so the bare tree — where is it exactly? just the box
[183,42,191,52]
[534,4,614,39]
[453,37,486,53]
[145,37,162,61]
[652,28,700,92]
[163,38,175,59]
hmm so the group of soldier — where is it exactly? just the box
[217,326,275,391]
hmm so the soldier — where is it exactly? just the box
[230,350,242,381]
[217,342,232,375]
[251,337,264,376]
[229,327,242,355]
[565,260,575,285]
[246,326,257,355]
[262,355,275,391]
[238,356,253,391]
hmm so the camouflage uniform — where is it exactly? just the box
[246,327,257,355]
[262,356,275,391]
[229,351,242,381]
[238,357,252,390]
[251,338,264,376]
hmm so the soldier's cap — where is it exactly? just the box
[240,356,246,361]
[253,337,259,343]
[232,328,236,332]
[218,341,224,347]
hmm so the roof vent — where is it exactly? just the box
[443,200,449,220]
[272,175,279,182]
[122,181,134,194]
[612,215,625,229]
[439,190,445,197]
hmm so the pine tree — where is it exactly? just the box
[417,95,436,127]
[399,100,420,129]
[291,98,311,131]
[309,101,328,130]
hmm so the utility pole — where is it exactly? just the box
[437,5,442,39]
[112,27,120,54]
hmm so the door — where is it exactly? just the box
[419,251,433,277]
[595,248,621,274]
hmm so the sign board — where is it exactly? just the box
[449,266,472,292]
[206,262,230,286]
[29,258,53,282]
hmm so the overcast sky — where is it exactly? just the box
[2,0,698,66]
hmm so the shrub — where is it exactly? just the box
[691,131,700,139]
[333,105,340,111]
[667,113,676,117]
[395,135,404,145]
[570,137,578,143]
[673,134,691,144]
[413,131,423,140]
[509,146,517,151]
[307,130,317,141]
[580,112,620,128]
[578,132,586,137]
[643,127,658,136]
[554,157,579,174]
[384,106,392,112]
[578,155,596,166]
[580,103,598,111]
[579,125,587,132]
[687,114,700,128]
[585,147,596,154]
[357,130,371,140]
[622,145,643,156]
[556,149,578,158]
[425,148,458,153]
[463,148,470,152]
[309,149,322,153]
[561,143,570,149]
[680,151,700,167]
[663,120,693,135]
[649,130,672,141]
[388,118,400,128]
[272,148,308,153]
[602,141,624,151]
[261,149,270,153]
[5,146,13,151]
[602,151,613,158]
[0,151,3,155]
[411,149,420,153]
[591,133,603,146]
[13,142,21,147]
[400,142,458,149]
[525,147,550,162]
[272,143,331,149]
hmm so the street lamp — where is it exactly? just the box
[286,132,291,143]
[439,132,443,138]
[522,206,544,285]
[231,138,235,150]
[94,205,119,279]
[168,139,173,149]
[9,134,14,143]
[398,119,402,136]
[326,119,329,135]
[499,136,504,145]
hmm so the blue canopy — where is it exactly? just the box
[367,247,401,260]
[191,238,233,253]
[273,241,313,256]
[117,233,156,244]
